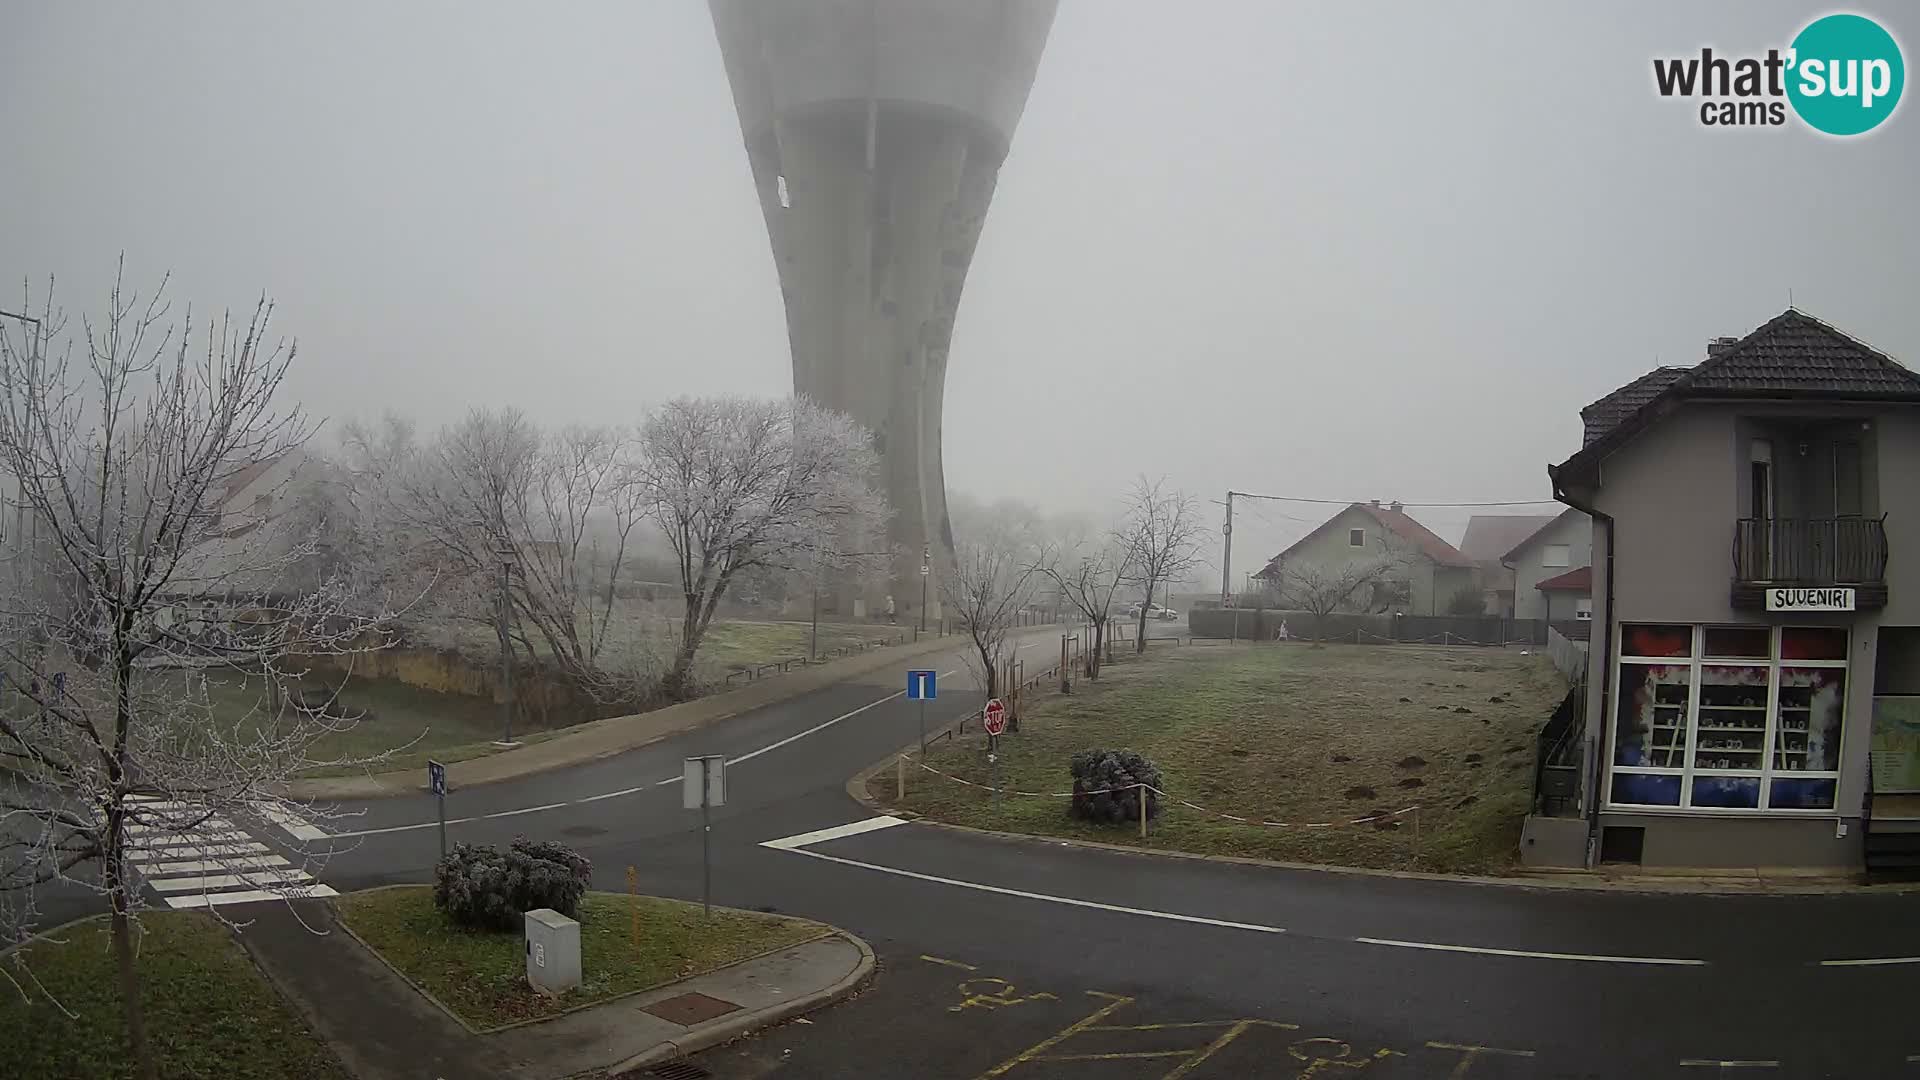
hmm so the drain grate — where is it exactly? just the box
[648,1061,711,1080]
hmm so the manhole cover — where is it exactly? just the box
[642,991,742,1026]
[560,824,607,839]
[647,1061,711,1080]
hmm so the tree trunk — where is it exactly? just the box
[106,816,157,1080]
[1135,603,1149,654]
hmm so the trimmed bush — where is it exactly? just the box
[432,836,593,930]
[1068,749,1163,827]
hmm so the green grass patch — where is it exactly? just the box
[875,644,1567,875]
[0,912,346,1080]
[334,887,828,1030]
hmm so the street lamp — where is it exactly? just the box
[919,543,930,636]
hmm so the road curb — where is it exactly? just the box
[849,749,1920,898]
[602,931,877,1077]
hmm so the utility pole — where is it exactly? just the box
[1220,491,1235,607]
[919,543,930,634]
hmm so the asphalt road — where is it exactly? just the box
[121,630,1920,1077]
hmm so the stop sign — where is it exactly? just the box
[982,698,1007,736]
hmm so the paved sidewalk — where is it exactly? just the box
[237,899,513,1080]
[493,933,873,1079]
[235,898,874,1080]
[289,625,1064,802]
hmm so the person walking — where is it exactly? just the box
[886,595,896,625]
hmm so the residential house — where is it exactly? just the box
[1533,308,1920,874]
[1501,508,1593,622]
[1460,514,1557,616]
[1254,500,1478,616]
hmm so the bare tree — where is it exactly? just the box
[1269,534,1412,641]
[1119,477,1204,653]
[638,396,886,699]
[942,522,1039,701]
[0,271,395,1079]
[1038,534,1132,680]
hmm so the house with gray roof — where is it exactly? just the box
[1527,308,1920,876]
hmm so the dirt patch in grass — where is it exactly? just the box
[873,643,1566,875]
[334,887,828,1030]
[0,912,346,1080]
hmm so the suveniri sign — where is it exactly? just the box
[1767,587,1856,611]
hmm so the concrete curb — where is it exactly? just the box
[288,627,1059,801]
[602,931,877,1077]
[847,746,1920,898]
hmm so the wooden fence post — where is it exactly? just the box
[1138,784,1148,839]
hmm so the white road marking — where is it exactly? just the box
[129,842,270,862]
[128,831,254,848]
[765,844,1288,935]
[762,816,909,849]
[1819,955,1920,967]
[163,884,338,909]
[144,855,290,875]
[148,869,310,892]
[128,819,233,834]
[332,668,962,837]
[253,801,330,841]
[1678,1060,1778,1068]
[1352,936,1706,967]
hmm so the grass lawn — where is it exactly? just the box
[0,912,345,1080]
[874,643,1568,875]
[334,887,829,1030]
[698,620,905,673]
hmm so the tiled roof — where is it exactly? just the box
[1556,309,1920,482]
[1259,502,1475,576]
[1459,515,1558,562]
[1536,565,1592,593]
[1367,506,1477,568]
[1580,367,1687,447]
[1500,507,1585,564]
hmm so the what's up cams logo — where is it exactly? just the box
[1654,12,1904,135]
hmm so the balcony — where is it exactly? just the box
[1731,517,1888,611]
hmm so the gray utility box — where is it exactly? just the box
[524,908,581,995]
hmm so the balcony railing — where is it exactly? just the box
[1732,516,1888,585]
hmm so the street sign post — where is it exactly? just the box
[427,760,448,859]
[983,698,1007,807]
[683,755,726,917]
[908,669,937,754]
[982,698,1006,736]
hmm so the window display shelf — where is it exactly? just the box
[1698,724,1764,732]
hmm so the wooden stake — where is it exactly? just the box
[896,754,906,801]
[1138,784,1148,839]
[626,866,639,951]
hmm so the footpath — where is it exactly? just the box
[241,898,873,1080]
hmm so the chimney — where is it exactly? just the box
[1707,336,1739,359]
[1389,501,1405,513]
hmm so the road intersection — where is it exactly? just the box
[107,635,1920,1076]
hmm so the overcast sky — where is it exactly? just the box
[4,2,1915,579]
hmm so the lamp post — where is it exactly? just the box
[493,542,519,747]
[919,543,930,635]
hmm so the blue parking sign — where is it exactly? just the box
[427,759,446,797]
[907,670,937,700]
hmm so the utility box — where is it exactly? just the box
[524,908,580,995]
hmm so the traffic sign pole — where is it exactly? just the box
[428,760,448,860]
[919,698,926,756]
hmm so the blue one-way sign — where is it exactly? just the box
[907,670,937,700]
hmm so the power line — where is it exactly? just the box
[1227,491,1560,509]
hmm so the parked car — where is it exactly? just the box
[1153,605,1180,621]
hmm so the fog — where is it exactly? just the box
[3,1,1915,578]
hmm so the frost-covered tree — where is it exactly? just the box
[638,395,887,699]
[0,270,396,1079]
[1118,477,1204,653]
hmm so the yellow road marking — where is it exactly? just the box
[975,992,1135,1079]
[949,977,1058,1012]
[1040,1050,1205,1061]
[1427,1042,1537,1078]
[920,954,978,972]
[1164,1020,1260,1080]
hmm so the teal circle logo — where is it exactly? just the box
[1787,13,1904,135]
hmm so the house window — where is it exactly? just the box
[1607,623,1848,813]
[1542,544,1571,568]
[1347,528,1365,547]
[1575,598,1592,620]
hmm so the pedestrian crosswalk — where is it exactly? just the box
[123,795,337,909]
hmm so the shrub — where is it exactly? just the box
[1068,749,1163,827]
[433,836,594,930]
